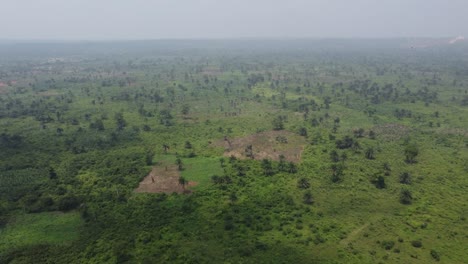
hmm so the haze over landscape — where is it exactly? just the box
[0,1,467,264]
[1,0,468,40]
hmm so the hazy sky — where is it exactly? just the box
[1,0,467,40]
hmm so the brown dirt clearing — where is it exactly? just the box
[134,164,197,194]
[214,130,307,163]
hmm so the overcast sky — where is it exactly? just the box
[1,0,467,40]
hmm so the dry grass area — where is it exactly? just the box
[134,164,197,194]
[372,123,410,140]
[214,130,307,162]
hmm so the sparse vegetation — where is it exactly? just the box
[0,39,466,264]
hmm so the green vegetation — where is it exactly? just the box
[0,212,83,260]
[0,39,467,263]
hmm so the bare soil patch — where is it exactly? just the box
[372,123,410,140]
[135,164,197,194]
[214,130,307,162]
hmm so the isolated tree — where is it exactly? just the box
[115,112,127,131]
[399,172,412,184]
[404,143,419,163]
[383,162,391,176]
[162,144,170,154]
[90,119,105,131]
[178,176,187,192]
[299,127,308,137]
[399,188,413,204]
[176,158,183,171]
[272,116,284,130]
[48,167,57,180]
[184,141,192,149]
[324,96,331,109]
[330,150,340,162]
[303,191,314,205]
[365,147,375,160]
[297,178,310,189]
[372,175,386,189]
[245,145,254,159]
[354,128,365,138]
[311,118,319,127]
[181,104,190,115]
[330,164,344,183]
[229,192,238,203]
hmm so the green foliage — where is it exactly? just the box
[399,172,412,185]
[272,116,285,130]
[404,143,419,163]
[400,189,413,205]
[381,240,395,250]
[411,240,423,248]
[0,40,467,263]
[430,249,441,261]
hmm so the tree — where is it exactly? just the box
[245,145,254,159]
[324,96,331,109]
[181,104,190,115]
[261,159,275,176]
[178,176,187,192]
[383,162,391,176]
[90,119,105,131]
[365,147,375,160]
[278,155,287,172]
[287,162,297,173]
[330,150,340,162]
[330,164,344,183]
[299,127,308,137]
[297,178,310,189]
[184,141,192,149]
[303,191,314,205]
[145,149,154,165]
[430,249,440,261]
[372,175,386,189]
[399,172,412,184]
[163,144,170,154]
[115,112,127,131]
[404,143,419,163]
[336,136,355,149]
[176,158,183,171]
[272,116,284,130]
[399,188,413,204]
[48,167,57,179]
[354,128,365,138]
[229,192,238,203]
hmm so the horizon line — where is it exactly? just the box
[0,36,464,43]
